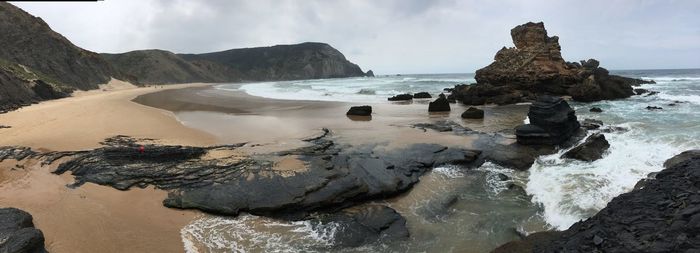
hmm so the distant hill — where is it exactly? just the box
[0,2,370,112]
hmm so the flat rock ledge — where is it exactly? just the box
[492,150,700,253]
[0,208,47,253]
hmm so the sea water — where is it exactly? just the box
[185,69,700,252]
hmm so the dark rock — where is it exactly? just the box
[497,173,510,181]
[412,120,472,134]
[443,88,454,92]
[388,94,413,101]
[428,94,450,112]
[495,150,700,252]
[461,107,484,119]
[413,92,432,99]
[446,93,456,103]
[0,125,10,129]
[644,91,659,97]
[562,133,610,161]
[311,205,408,248]
[365,70,374,77]
[580,119,603,130]
[346,105,372,116]
[589,107,603,113]
[634,88,649,95]
[646,106,663,110]
[467,22,650,105]
[0,208,47,253]
[515,96,580,145]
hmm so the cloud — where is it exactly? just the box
[13,0,700,73]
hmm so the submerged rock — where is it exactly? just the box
[0,208,46,253]
[388,94,413,101]
[428,94,450,112]
[562,133,610,161]
[494,150,700,252]
[646,106,663,110]
[312,205,408,248]
[589,107,603,113]
[580,119,603,130]
[346,105,372,116]
[515,96,580,145]
[634,88,649,95]
[413,92,432,99]
[461,107,484,119]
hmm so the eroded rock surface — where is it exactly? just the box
[562,133,610,161]
[310,205,409,248]
[0,208,46,253]
[515,96,580,145]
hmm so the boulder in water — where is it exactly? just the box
[634,88,649,95]
[562,133,610,161]
[580,119,603,130]
[346,105,372,116]
[589,107,603,113]
[515,96,580,145]
[311,205,408,248]
[428,94,451,112]
[461,107,484,119]
[414,92,432,99]
[646,106,663,110]
[388,94,413,101]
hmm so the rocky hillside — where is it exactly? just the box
[493,150,700,253]
[453,22,654,105]
[179,42,367,81]
[101,50,241,84]
[0,2,122,90]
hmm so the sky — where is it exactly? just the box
[13,0,700,74]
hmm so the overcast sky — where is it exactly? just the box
[14,0,700,74]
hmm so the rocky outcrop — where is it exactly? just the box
[413,92,432,99]
[455,22,653,105]
[589,107,603,113]
[428,94,450,112]
[11,131,483,218]
[365,70,375,77]
[179,42,366,81]
[388,94,413,101]
[0,208,47,253]
[562,133,610,161]
[461,107,484,119]
[346,105,372,116]
[0,66,71,113]
[495,150,700,252]
[515,96,580,145]
[311,205,408,248]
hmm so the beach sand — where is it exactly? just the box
[0,80,530,253]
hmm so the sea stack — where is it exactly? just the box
[515,96,580,145]
[453,22,653,105]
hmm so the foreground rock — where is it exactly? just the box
[515,96,580,145]
[562,133,610,161]
[461,107,484,119]
[428,94,450,112]
[0,208,46,253]
[25,131,482,218]
[454,22,653,105]
[493,150,700,252]
[346,105,372,116]
[311,205,408,248]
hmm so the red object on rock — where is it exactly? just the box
[138,146,145,153]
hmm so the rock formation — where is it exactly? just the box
[454,22,653,105]
[346,105,372,116]
[461,107,484,119]
[388,94,414,101]
[515,96,580,145]
[428,94,451,112]
[413,92,432,99]
[493,150,700,253]
[0,208,47,253]
[311,205,408,248]
[562,133,610,161]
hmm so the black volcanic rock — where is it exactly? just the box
[311,205,408,248]
[562,133,610,161]
[365,70,374,77]
[428,94,450,112]
[515,96,580,145]
[346,105,372,116]
[179,42,366,81]
[494,150,700,253]
[461,107,484,119]
[646,106,663,110]
[0,208,46,253]
[388,94,413,101]
[461,22,653,105]
[413,92,432,99]
[589,107,603,113]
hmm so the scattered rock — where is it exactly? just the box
[589,107,603,113]
[413,92,432,99]
[515,96,580,145]
[580,119,603,130]
[0,208,47,253]
[388,94,413,101]
[646,106,663,110]
[562,133,610,161]
[428,94,450,112]
[644,91,659,97]
[634,88,649,95]
[461,107,484,119]
[412,120,471,134]
[346,105,372,116]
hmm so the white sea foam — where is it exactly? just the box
[526,127,682,229]
[657,93,700,105]
[433,165,465,178]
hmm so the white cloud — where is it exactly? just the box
[13,0,700,74]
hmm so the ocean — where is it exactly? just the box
[183,69,700,252]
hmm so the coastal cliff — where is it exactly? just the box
[454,22,654,105]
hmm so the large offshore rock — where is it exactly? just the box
[0,208,47,253]
[493,150,700,252]
[455,22,653,105]
[515,96,580,145]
